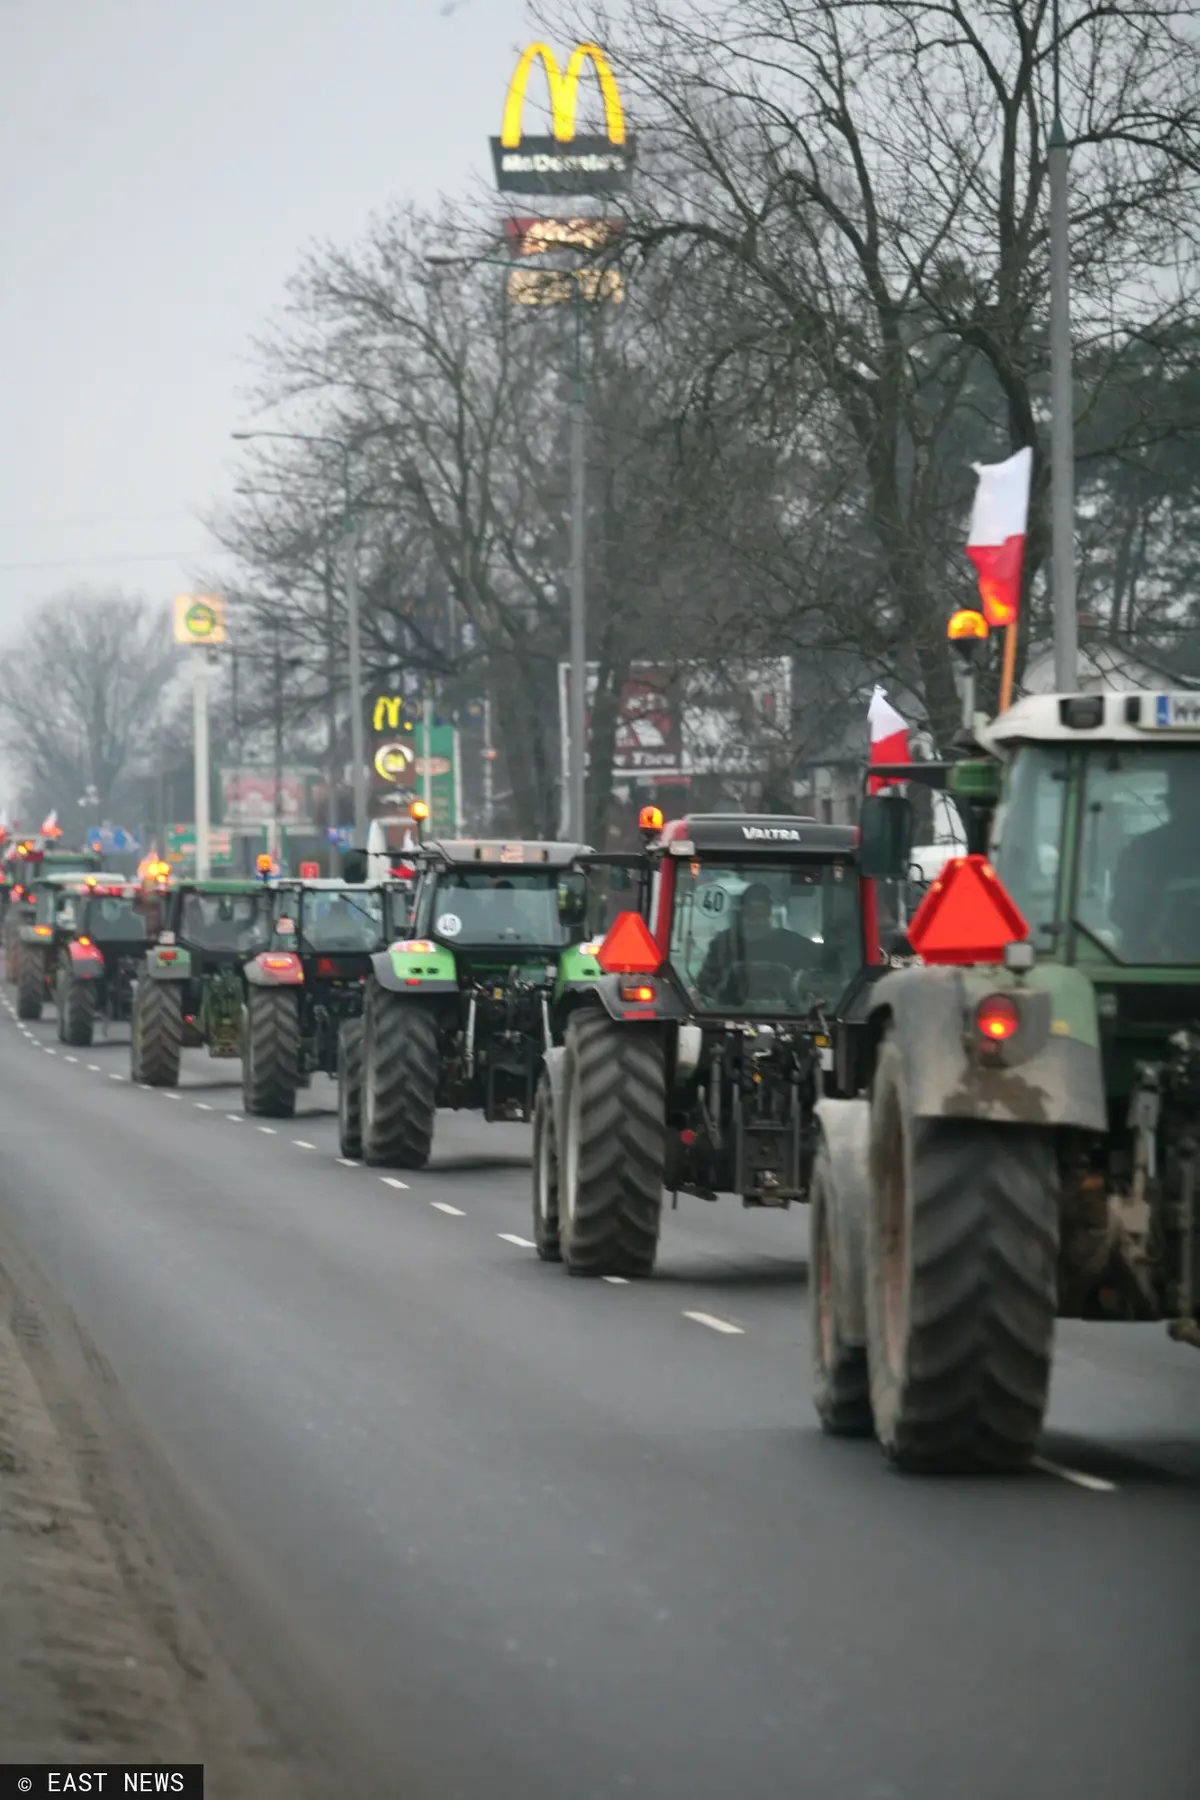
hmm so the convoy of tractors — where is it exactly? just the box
[4,662,1197,1478]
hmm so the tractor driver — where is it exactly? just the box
[696,880,819,1001]
[1111,754,1200,953]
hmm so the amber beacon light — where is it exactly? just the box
[491,42,635,195]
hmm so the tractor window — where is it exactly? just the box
[426,870,569,948]
[180,892,271,954]
[296,888,384,952]
[990,747,1068,945]
[669,860,861,1013]
[81,897,146,942]
[1077,746,1200,964]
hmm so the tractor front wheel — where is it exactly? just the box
[130,978,182,1087]
[559,1011,664,1278]
[531,1070,561,1262]
[864,1029,1059,1472]
[337,1018,364,1160]
[362,990,438,1169]
[810,1132,873,1438]
[17,949,44,1021]
[243,988,300,1118]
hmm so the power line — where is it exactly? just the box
[0,548,237,573]
[0,511,204,532]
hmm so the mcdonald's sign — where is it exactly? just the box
[491,42,635,195]
[372,694,414,734]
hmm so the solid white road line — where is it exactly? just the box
[431,1201,465,1216]
[683,1311,745,1336]
[498,1233,537,1249]
[1032,1456,1118,1493]
[380,1176,409,1190]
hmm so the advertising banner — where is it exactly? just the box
[218,768,319,829]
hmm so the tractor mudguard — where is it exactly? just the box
[552,941,603,1000]
[19,925,52,948]
[541,1044,568,1163]
[65,942,105,981]
[245,949,305,986]
[814,1097,872,1347]
[590,971,690,1024]
[143,944,193,981]
[869,963,1106,1131]
[370,943,459,996]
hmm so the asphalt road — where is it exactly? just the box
[1,991,1197,1800]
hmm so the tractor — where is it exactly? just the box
[240,877,407,1122]
[5,842,101,985]
[812,674,1200,1472]
[15,871,99,1020]
[532,810,882,1276]
[54,878,148,1045]
[348,837,600,1166]
[130,880,274,1085]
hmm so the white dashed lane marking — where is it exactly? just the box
[226,1113,243,1122]
[603,1276,629,1285]
[65,1055,78,1063]
[258,1126,276,1135]
[87,1063,101,1072]
[431,1201,465,1217]
[336,1158,360,1168]
[380,1176,409,1190]
[109,1073,124,1081]
[292,1140,315,1150]
[498,1233,537,1250]
[195,1101,213,1110]
[683,1311,744,1336]
[1033,1456,1118,1493]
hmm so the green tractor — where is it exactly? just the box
[54,879,149,1045]
[240,877,408,1121]
[16,872,97,1020]
[814,685,1200,1472]
[533,812,879,1276]
[347,838,600,1167]
[5,843,102,986]
[130,880,273,1086]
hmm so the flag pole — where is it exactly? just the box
[998,621,1018,714]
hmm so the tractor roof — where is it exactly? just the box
[176,879,266,896]
[988,689,1200,748]
[662,814,858,857]
[421,839,590,869]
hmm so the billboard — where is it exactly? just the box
[174,593,226,646]
[218,767,320,828]
[503,217,623,256]
[491,42,635,195]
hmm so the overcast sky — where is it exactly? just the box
[0,0,538,641]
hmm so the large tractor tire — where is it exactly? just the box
[362,989,438,1169]
[810,1124,873,1438]
[337,1018,364,1160]
[243,988,300,1118]
[130,978,182,1087]
[865,1029,1059,1473]
[57,969,97,1048]
[531,1069,561,1262]
[4,922,19,984]
[17,948,44,1021]
[559,1010,665,1278]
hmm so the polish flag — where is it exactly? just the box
[966,447,1032,628]
[40,808,60,836]
[868,686,911,792]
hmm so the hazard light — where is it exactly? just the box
[947,608,989,642]
[410,800,430,823]
[638,805,664,835]
[975,995,1019,1041]
[906,855,1029,966]
[597,911,661,974]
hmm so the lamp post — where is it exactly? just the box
[1048,0,1078,691]
[231,425,393,845]
[425,252,591,842]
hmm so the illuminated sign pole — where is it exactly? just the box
[174,594,227,880]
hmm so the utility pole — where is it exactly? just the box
[193,654,212,881]
[1049,0,1078,691]
[324,540,339,836]
[272,623,284,864]
[344,511,368,845]
[568,283,587,843]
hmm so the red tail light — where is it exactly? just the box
[316,956,337,977]
[975,995,1019,1042]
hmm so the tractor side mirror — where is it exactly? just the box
[342,848,368,884]
[557,871,588,927]
[858,792,914,880]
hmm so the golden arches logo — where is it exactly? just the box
[500,42,626,148]
[373,695,404,733]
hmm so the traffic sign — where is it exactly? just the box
[906,855,1029,966]
[598,910,662,974]
[84,825,142,854]
[174,593,227,646]
[165,823,233,865]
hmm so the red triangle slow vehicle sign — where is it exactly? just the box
[598,911,662,974]
[906,855,1029,966]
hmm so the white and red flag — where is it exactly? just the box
[966,447,1032,628]
[40,808,60,836]
[868,686,911,792]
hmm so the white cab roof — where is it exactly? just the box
[986,690,1200,749]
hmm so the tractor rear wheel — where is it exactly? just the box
[130,978,182,1087]
[865,1029,1059,1472]
[559,1011,664,1278]
[810,1134,873,1437]
[243,988,300,1118]
[531,1069,561,1262]
[58,970,96,1047]
[17,949,44,1021]
[337,1018,364,1160]
[362,989,438,1169]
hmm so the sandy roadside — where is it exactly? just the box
[0,1231,364,1794]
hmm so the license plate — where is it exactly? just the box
[1149,694,1200,728]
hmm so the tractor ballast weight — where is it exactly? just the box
[534,813,881,1278]
[814,682,1200,1476]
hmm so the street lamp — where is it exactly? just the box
[425,250,591,843]
[1048,0,1077,691]
[231,424,394,845]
